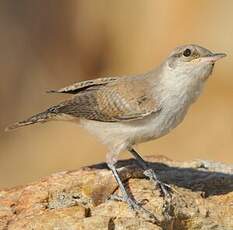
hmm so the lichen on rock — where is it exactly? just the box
[0,156,233,229]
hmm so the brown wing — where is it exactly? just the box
[50,78,160,122]
[47,77,118,94]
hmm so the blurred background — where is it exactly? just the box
[0,0,232,188]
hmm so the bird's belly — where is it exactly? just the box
[80,106,188,149]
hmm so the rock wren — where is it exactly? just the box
[6,44,226,220]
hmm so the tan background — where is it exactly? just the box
[0,0,232,188]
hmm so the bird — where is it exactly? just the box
[5,44,226,221]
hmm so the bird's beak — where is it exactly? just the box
[199,53,227,63]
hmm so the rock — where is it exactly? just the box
[0,155,233,229]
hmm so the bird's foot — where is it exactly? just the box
[143,168,174,217]
[143,168,172,198]
[109,194,159,224]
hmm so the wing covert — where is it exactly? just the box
[52,78,160,122]
[47,77,118,94]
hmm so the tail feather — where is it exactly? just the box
[5,111,54,132]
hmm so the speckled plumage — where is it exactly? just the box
[6,44,226,166]
[47,77,160,122]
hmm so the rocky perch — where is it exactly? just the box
[0,156,233,230]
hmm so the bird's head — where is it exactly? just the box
[165,44,226,81]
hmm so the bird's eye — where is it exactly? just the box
[183,48,192,57]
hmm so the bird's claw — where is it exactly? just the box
[143,168,173,198]
[109,193,159,224]
[143,168,175,217]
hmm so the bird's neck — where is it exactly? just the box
[148,66,204,109]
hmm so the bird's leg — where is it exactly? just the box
[128,148,174,217]
[108,162,139,208]
[128,148,172,198]
[107,162,158,222]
